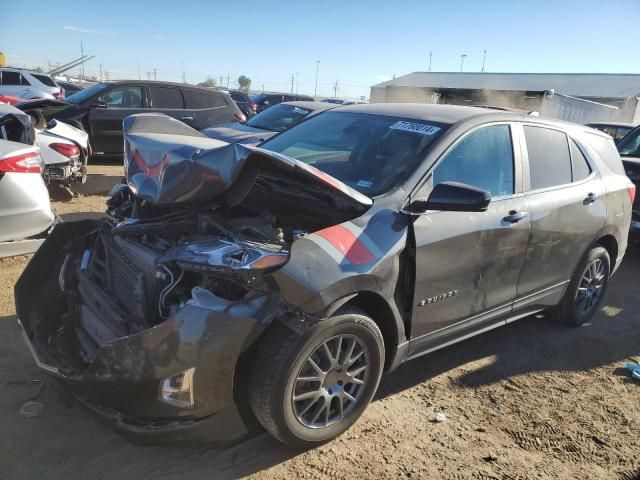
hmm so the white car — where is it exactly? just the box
[0,107,55,258]
[36,119,89,188]
[0,68,63,100]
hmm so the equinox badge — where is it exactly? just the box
[419,290,460,306]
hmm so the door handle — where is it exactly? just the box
[503,210,528,223]
[180,115,194,122]
[583,192,598,205]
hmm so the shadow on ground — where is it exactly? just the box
[2,248,639,479]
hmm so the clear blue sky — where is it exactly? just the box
[1,0,639,98]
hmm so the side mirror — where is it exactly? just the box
[92,100,107,109]
[402,181,491,215]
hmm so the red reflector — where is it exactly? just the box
[234,112,246,122]
[315,224,374,265]
[50,142,80,159]
[629,183,637,204]
[0,150,42,173]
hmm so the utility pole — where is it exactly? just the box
[290,74,294,94]
[219,76,223,86]
[296,72,299,94]
[428,51,432,72]
[153,68,157,81]
[460,54,467,72]
[181,62,185,83]
[314,60,320,97]
[481,50,487,72]
[80,41,85,78]
[262,84,264,93]
[146,71,152,80]
[99,64,103,79]
[226,74,230,88]
[333,80,339,97]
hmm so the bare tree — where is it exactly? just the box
[197,76,217,87]
[237,75,251,93]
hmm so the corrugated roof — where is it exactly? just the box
[371,72,640,99]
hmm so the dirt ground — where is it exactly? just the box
[1,163,639,480]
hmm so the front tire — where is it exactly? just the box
[248,307,384,448]
[552,245,610,326]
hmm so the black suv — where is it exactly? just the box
[252,92,314,113]
[40,80,243,156]
[225,89,255,120]
[17,105,633,448]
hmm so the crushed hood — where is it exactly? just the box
[15,99,71,116]
[123,113,372,231]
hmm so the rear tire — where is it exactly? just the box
[248,307,384,448]
[551,245,610,326]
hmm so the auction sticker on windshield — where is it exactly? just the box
[390,121,441,136]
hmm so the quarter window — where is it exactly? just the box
[183,89,226,109]
[434,124,514,197]
[524,126,572,190]
[570,140,591,182]
[149,87,184,109]
[100,87,143,108]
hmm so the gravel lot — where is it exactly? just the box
[1,163,639,480]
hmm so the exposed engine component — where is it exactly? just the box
[63,205,294,363]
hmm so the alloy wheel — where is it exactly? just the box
[292,334,370,429]
[575,258,606,315]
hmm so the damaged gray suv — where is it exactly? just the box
[16,104,634,448]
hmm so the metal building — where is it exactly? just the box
[370,72,640,123]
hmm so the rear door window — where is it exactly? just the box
[31,74,57,87]
[230,92,247,102]
[434,124,514,197]
[570,140,591,182]
[149,86,184,109]
[524,126,572,190]
[100,86,143,108]
[183,89,226,109]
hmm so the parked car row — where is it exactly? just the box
[16,103,634,450]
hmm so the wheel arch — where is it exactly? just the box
[331,291,404,371]
[595,234,618,270]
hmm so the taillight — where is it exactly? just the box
[0,150,42,174]
[50,142,80,160]
[250,103,257,111]
[628,183,637,204]
[234,112,247,122]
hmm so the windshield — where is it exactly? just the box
[617,127,640,157]
[246,103,315,132]
[260,111,447,196]
[64,82,109,104]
